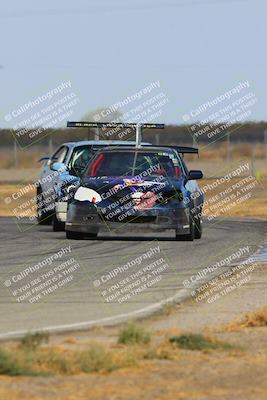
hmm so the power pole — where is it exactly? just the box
[48,137,53,155]
[94,128,100,140]
[226,132,231,163]
[192,133,197,148]
[251,146,256,177]
[14,139,18,168]
[264,129,267,161]
[136,124,142,147]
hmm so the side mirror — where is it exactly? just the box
[51,162,67,173]
[188,170,203,180]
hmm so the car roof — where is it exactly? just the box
[64,141,151,148]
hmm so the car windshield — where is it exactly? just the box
[85,151,182,178]
[68,146,97,174]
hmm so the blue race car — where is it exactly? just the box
[65,146,204,241]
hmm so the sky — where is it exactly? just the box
[0,0,266,128]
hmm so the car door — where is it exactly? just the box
[41,145,69,209]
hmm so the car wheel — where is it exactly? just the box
[52,214,65,232]
[194,215,202,239]
[36,188,53,225]
[66,230,85,240]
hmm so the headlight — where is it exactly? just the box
[74,187,102,203]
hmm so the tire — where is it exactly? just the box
[194,215,202,239]
[52,214,65,232]
[66,230,85,240]
[176,214,195,241]
[36,188,53,225]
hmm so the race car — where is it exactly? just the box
[65,146,204,241]
[37,140,150,231]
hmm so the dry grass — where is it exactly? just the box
[201,177,267,219]
[63,337,77,345]
[1,342,137,376]
[0,149,44,169]
[0,332,258,400]
[223,307,267,332]
[0,328,237,377]
[199,142,265,160]
[220,197,267,218]
[243,308,267,327]
[1,312,267,399]
[0,184,36,217]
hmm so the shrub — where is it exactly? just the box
[169,333,232,351]
[118,323,151,345]
[20,332,49,351]
[0,349,33,376]
[77,344,115,373]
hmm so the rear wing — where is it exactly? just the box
[67,121,164,129]
[169,146,198,155]
[67,121,164,147]
[143,145,199,156]
[66,122,198,155]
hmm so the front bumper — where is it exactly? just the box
[66,201,191,235]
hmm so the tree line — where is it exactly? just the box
[0,122,266,147]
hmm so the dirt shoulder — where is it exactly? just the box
[146,262,267,333]
[1,263,267,400]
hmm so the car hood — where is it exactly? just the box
[79,175,184,201]
[81,175,182,189]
